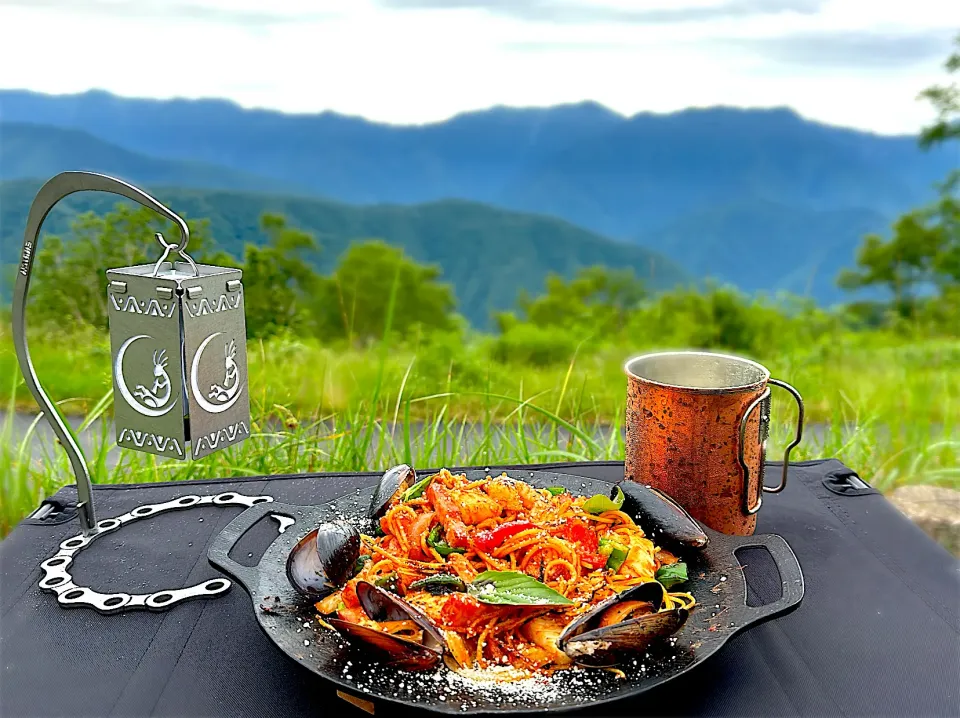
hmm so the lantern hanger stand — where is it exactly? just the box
[12,171,276,614]
[13,171,196,536]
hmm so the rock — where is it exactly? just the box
[889,485,960,557]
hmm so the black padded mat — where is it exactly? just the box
[1,460,958,718]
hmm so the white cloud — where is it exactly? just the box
[0,0,956,133]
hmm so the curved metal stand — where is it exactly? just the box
[38,492,273,614]
[12,172,191,536]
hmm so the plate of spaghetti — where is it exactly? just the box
[209,467,804,714]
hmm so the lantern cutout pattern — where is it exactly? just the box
[107,252,250,460]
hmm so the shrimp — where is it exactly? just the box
[484,476,546,514]
[484,478,524,512]
[427,482,471,548]
[452,489,502,525]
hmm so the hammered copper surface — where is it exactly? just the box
[624,355,767,535]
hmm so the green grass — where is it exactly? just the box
[2,324,957,536]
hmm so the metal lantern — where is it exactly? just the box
[13,172,251,537]
[106,245,250,461]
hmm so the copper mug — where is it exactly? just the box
[624,351,804,535]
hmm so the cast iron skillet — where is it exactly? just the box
[208,470,804,714]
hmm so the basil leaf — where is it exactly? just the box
[468,570,574,606]
[655,562,688,589]
[402,475,433,502]
[427,525,465,557]
[583,486,625,514]
[545,486,566,496]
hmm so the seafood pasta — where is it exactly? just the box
[291,468,698,675]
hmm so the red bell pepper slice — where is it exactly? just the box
[473,520,534,553]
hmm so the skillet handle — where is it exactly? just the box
[727,532,805,621]
[207,501,301,595]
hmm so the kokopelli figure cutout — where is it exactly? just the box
[133,350,172,409]
[208,339,240,403]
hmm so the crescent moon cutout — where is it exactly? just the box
[190,332,243,414]
[115,334,178,417]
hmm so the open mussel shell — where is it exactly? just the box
[369,464,417,521]
[558,581,688,667]
[327,619,443,670]
[328,581,445,670]
[356,581,447,650]
[285,520,360,596]
[562,609,688,667]
[618,480,708,549]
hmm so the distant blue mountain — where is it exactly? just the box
[0,121,302,194]
[641,201,888,304]
[1,89,953,301]
[0,178,685,327]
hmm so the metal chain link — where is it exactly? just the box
[38,492,273,614]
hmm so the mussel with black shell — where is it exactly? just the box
[327,581,448,670]
[557,581,688,667]
[368,464,419,521]
[286,520,361,597]
[617,480,708,551]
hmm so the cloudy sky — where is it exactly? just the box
[0,0,956,134]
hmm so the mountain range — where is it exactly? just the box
[0,179,684,328]
[1,88,955,307]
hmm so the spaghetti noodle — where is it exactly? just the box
[315,469,696,674]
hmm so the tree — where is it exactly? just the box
[919,33,960,149]
[505,266,647,336]
[227,214,322,339]
[837,210,945,318]
[30,204,212,330]
[838,38,960,324]
[929,174,960,287]
[314,240,456,343]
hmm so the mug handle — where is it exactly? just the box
[738,378,805,515]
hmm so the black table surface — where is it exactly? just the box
[1,460,958,718]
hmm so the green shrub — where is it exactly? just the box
[491,324,583,367]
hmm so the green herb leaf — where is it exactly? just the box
[427,525,465,557]
[545,486,567,496]
[583,486,625,515]
[468,570,575,606]
[409,573,467,595]
[402,475,434,502]
[655,562,689,589]
[353,554,371,576]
